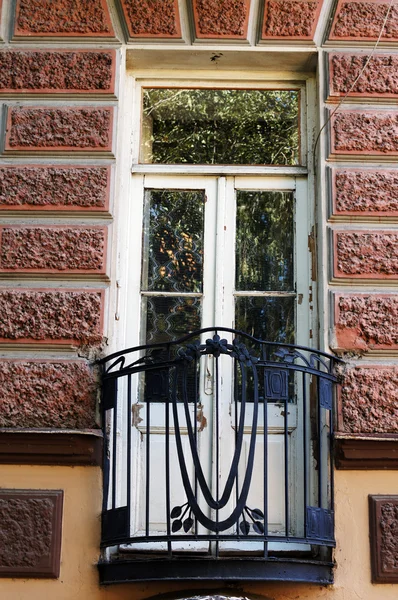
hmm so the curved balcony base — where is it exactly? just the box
[98,557,333,585]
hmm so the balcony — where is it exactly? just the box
[98,328,340,585]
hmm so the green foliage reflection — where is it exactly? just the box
[143,89,299,165]
[236,191,294,292]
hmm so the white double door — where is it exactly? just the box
[128,174,311,547]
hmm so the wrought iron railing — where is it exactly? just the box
[99,328,340,580]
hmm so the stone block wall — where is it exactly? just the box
[325,16,398,447]
[0,1,117,444]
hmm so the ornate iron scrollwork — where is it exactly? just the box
[171,335,260,533]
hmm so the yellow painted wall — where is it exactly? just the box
[0,466,397,600]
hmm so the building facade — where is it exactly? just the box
[0,0,397,598]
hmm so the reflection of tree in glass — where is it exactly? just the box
[236,191,294,292]
[143,89,299,165]
[146,297,201,344]
[146,190,204,293]
[235,297,295,345]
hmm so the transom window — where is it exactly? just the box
[140,88,301,165]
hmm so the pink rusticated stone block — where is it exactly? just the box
[0,360,98,429]
[329,53,398,100]
[261,0,322,39]
[0,166,110,212]
[0,226,107,274]
[329,0,398,41]
[337,366,398,433]
[334,293,398,351]
[0,289,104,345]
[0,50,115,95]
[333,230,398,279]
[14,0,114,38]
[5,106,113,153]
[192,0,250,39]
[119,0,181,38]
[330,110,398,156]
[332,169,398,216]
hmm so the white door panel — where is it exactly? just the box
[127,174,310,547]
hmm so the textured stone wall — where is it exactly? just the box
[14,0,114,38]
[331,111,398,156]
[326,1,398,446]
[329,53,398,99]
[5,107,113,153]
[329,0,398,41]
[116,0,322,42]
[334,294,398,350]
[0,290,103,344]
[0,166,110,211]
[0,50,115,94]
[334,231,398,279]
[192,0,249,39]
[332,169,398,216]
[262,0,321,39]
[0,490,63,578]
[0,0,113,470]
[339,366,398,433]
[119,0,181,39]
[0,226,107,273]
[0,360,97,429]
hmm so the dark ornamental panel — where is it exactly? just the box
[0,490,63,578]
[369,495,398,583]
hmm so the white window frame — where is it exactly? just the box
[107,72,318,550]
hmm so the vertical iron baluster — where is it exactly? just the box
[145,376,151,537]
[111,387,118,510]
[165,361,171,556]
[318,376,322,509]
[127,374,132,536]
[263,351,268,557]
[215,352,220,557]
[194,354,198,537]
[284,381,289,538]
[330,362,335,515]
[302,371,308,539]
[234,355,239,539]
